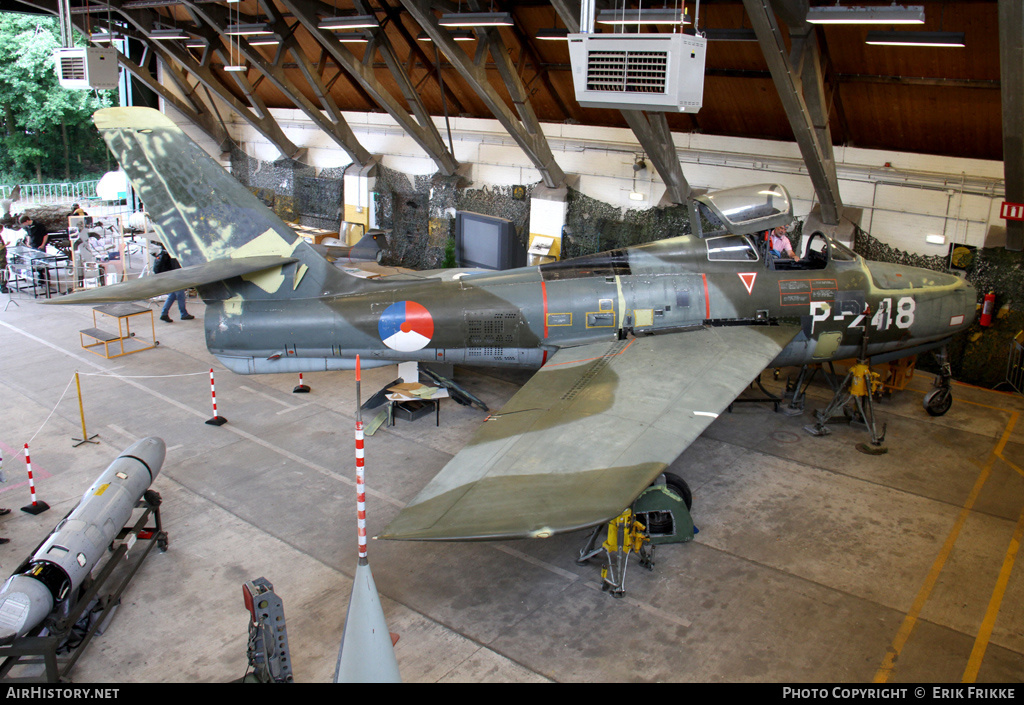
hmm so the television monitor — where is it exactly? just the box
[455,211,525,270]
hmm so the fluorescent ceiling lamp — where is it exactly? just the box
[704,28,757,41]
[224,65,247,72]
[332,32,370,42]
[865,30,965,47]
[185,39,207,48]
[90,32,116,42]
[150,28,190,39]
[536,28,569,40]
[805,4,925,24]
[438,12,513,27]
[417,30,475,42]
[596,8,691,25]
[225,23,272,36]
[249,37,281,46]
[317,15,379,30]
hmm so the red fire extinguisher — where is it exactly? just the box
[980,291,996,327]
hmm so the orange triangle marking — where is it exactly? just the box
[739,272,757,295]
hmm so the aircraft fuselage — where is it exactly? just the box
[206,232,976,375]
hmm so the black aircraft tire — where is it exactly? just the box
[662,472,693,511]
[924,388,953,417]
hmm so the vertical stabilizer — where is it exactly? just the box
[92,107,356,300]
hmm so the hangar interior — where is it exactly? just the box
[0,0,1022,684]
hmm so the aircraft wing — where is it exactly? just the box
[44,256,297,305]
[379,324,800,541]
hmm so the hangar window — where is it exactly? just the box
[706,235,758,262]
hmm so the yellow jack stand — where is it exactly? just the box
[576,508,654,597]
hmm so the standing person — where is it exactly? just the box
[0,234,7,294]
[154,246,194,322]
[19,215,48,250]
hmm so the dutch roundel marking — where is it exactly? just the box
[378,301,435,352]
[738,272,757,295]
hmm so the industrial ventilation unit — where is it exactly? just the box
[567,33,706,113]
[54,47,120,90]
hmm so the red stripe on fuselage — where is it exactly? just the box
[541,280,549,339]
[702,274,710,319]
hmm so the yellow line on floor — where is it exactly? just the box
[873,409,1018,683]
[961,499,1024,682]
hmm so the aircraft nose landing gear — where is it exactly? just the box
[923,349,954,417]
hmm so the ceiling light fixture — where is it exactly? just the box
[224,65,248,72]
[417,30,475,42]
[703,28,758,41]
[150,27,190,39]
[332,32,371,43]
[317,15,379,30]
[438,12,513,27]
[225,23,272,36]
[805,4,925,25]
[865,30,965,47]
[536,28,569,40]
[596,8,691,25]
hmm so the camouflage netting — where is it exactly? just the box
[373,165,534,269]
[562,188,691,258]
[230,147,343,231]
[854,226,1024,389]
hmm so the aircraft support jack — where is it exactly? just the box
[805,333,887,454]
[577,508,653,598]
[781,363,839,417]
[923,348,954,417]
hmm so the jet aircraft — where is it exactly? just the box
[52,107,978,542]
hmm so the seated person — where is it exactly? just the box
[19,215,48,250]
[766,225,797,260]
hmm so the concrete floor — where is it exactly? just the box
[0,293,1021,683]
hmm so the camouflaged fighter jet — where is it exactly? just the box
[51,107,978,541]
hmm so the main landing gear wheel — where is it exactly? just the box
[923,387,953,417]
[661,472,693,510]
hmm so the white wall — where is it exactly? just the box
[161,99,1007,256]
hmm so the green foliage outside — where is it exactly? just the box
[0,13,116,185]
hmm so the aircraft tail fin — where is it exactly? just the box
[93,107,358,300]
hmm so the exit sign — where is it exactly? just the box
[1001,201,1024,221]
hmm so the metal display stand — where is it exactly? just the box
[80,303,158,358]
[0,493,168,682]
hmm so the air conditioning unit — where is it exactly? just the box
[567,33,706,113]
[54,47,120,90]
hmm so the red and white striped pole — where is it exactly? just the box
[21,442,49,514]
[205,367,228,426]
[355,355,367,562]
[293,372,310,394]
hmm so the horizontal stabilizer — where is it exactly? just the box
[45,256,297,305]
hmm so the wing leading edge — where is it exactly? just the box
[43,256,298,305]
[379,324,800,541]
